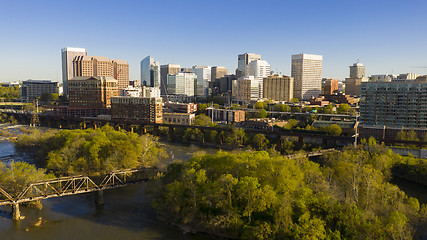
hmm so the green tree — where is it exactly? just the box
[194,114,213,126]
[197,103,208,114]
[323,124,342,136]
[324,104,335,114]
[256,109,268,118]
[291,107,301,113]
[252,133,269,150]
[291,98,299,102]
[337,104,350,114]
[254,101,265,109]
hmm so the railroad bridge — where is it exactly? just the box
[0,167,161,221]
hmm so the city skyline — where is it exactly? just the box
[1,0,427,83]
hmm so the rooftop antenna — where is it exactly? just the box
[357,58,360,63]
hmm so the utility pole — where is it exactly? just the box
[354,113,359,148]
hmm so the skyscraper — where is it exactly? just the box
[192,65,211,97]
[61,47,87,96]
[247,59,271,98]
[345,62,368,96]
[141,55,160,88]
[160,64,181,95]
[167,72,196,96]
[263,75,294,102]
[237,53,261,78]
[73,56,129,90]
[291,54,322,100]
[211,66,228,82]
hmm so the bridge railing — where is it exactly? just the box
[0,167,161,206]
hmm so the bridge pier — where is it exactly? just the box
[95,190,104,205]
[12,203,21,221]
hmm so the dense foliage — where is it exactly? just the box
[0,86,20,101]
[15,125,167,176]
[151,145,427,239]
[0,161,51,197]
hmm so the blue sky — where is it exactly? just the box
[1,0,427,82]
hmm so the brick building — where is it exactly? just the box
[206,107,245,123]
[68,76,118,109]
[111,97,163,123]
[73,56,129,89]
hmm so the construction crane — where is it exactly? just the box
[115,69,123,79]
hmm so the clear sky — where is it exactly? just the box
[1,0,427,83]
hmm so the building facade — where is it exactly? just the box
[163,113,195,125]
[206,108,245,123]
[360,79,427,128]
[247,59,271,98]
[291,54,322,100]
[61,47,87,96]
[345,62,368,96]
[164,102,197,113]
[235,76,258,103]
[192,65,211,97]
[262,75,294,102]
[323,78,339,95]
[237,53,261,78]
[68,76,119,109]
[111,97,163,123]
[20,80,59,102]
[167,72,196,96]
[211,66,228,82]
[73,56,129,90]
[160,64,181,95]
[141,55,160,88]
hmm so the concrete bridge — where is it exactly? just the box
[0,167,160,221]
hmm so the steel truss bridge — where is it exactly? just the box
[0,168,160,220]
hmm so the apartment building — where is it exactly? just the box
[111,97,163,123]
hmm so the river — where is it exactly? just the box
[0,138,219,240]
[0,126,427,239]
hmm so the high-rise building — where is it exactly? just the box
[61,47,87,96]
[262,75,294,102]
[359,77,427,139]
[113,60,130,89]
[350,62,366,78]
[235,76,258,103]
[141,56,160,88]
[291,54,322,100]
[167,72,196,96]
[192,65,211,97]
[211,66,228,82]
[237,53,261,78]
[345,62,368,96]
[160,64,181,95]
[323,78,339,95]
[247,59,271,98]
[111,96,163,123]
[68,76,119,109]
[73,55,129,90]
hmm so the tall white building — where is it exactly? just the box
[61,47,87,96]
[237,53,261,78]
[291,54,322,100]
[192,65,211,97]
[141,55,161,88]
[167,72,196,96]
[247,59,271,98]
